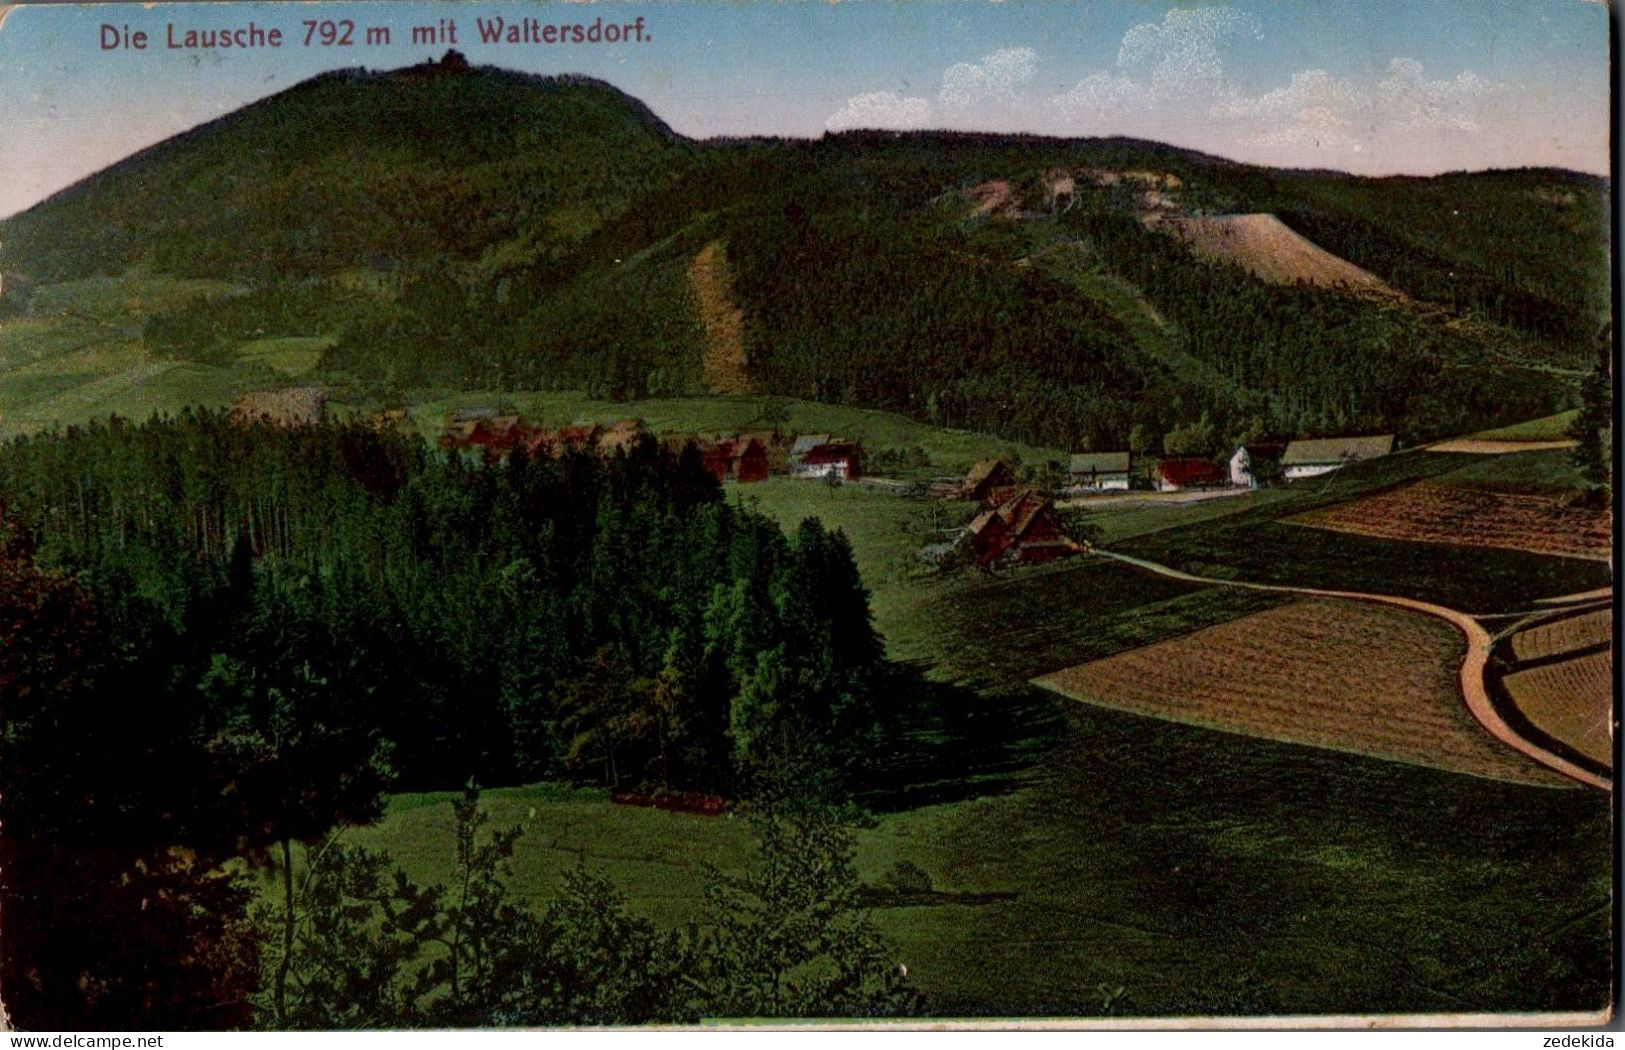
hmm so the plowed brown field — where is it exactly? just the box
[1291,480,1612,561]
[1510,608,1613,663]
[1504,648,1614,768]
[1035,598,1567,785]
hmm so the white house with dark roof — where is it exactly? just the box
[1280,435,1395,481]
[1068,451,1132,491]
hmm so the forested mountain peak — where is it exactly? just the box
[0,60,1610,452]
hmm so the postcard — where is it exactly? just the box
[0,0,1614,1032]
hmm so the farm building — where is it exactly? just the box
[695,435,769,484]
[1069,451,1132,491]
[439,415,525,462]
[791,436,863,480]
[1154,457,1225,492]
[733,437,770,482]
[554,423,603,452]
[738,432,789,474]
[960,459,1018,502]
[1280,435,1395,480]
[232,387,328,426]
[1228,443,1285,488]
[964,487,1084,568]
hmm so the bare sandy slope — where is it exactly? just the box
[688,240,755,396]
[964,179,1017,219]
[1154,213,1397,296]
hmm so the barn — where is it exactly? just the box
[734,437,770,483]
[964,487,1084,567]
[960,459,1018,503]
[1280,435,1395,481]
[1154,457,1225,492]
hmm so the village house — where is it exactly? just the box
[1280,435,1395,481]
[1154,457,1225,492]
[790,435,862,480]
[732,436,770,482]
[1228,443,1285,488]
[696,435,769,484]
[963,487,1084,568]
[789,434,828,471]
[1068,451,1132,492]
[553,423,603,452]
[656,432,771,483]
[738,431,788,475]
[439,413,522,456]
[959,459,1018,503]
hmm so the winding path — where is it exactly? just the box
[1089,549,1611,791]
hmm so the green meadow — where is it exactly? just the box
[317,453,1609,1017]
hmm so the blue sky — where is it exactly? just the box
[0,0,1610,218]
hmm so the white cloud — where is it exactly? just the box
[1375,57,1500,131]
[825,91,933,133]
[939,47,1039,111]
[1048,6,1259,124]
[1210,59,1507,157]
[1117,7,1261,95]
[1045,71,1140,123]
[829,12,1515,174]
[1212,68,1364,150]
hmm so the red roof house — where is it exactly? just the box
[1154,457,1225,491]
[964,488,1084,567]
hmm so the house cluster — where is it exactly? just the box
[1060,434,1395,494]
[949,460,1085,569]
[437,409,643,461]
[436,409,865,485]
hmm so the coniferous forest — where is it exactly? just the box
[0,415,912,1028]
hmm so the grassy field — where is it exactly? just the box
[1436,447,1592,494]
[1467,411,1581,442]
[312,518,1609,1016]
[0,271,276,437]
[728,477,957,650]
[1113,452,1612,613]
[1084,489,1299,545]
[321,698,1610,1018]
[235,336,332,378]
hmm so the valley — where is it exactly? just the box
[0,52,1612,1028]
